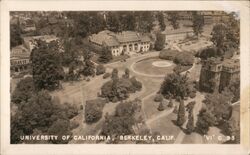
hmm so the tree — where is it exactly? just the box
[47,119,72,144]
[136,11,154,33]
[10,23,22,48]
[154,94,163,102]
[157,101,165,111]
[101,74,142,102]
[168,96,173,107]
[31,40,64,90]
[106,12,122,32]
[195,108,216,134]
[186,111,195,134]
[11,90,64,143]
[82,59,95,76]
[154,32,166,51]
[204,92,233,124]
[85,99,105,123]
[174,52,194,66]
[122,68,130,79]
[96,64,106,75]
[157,12,166,31]
[224,12,240,49]
[168,12,179,29]
[111,68,119,80]
[176,100,186,126]
[211,23,227,55]
[192,11,204,37]
[101,100,140,139]
[98,45,113,63]
[160,71,189,99]
[11,77,35,105]
[222,78,240,102]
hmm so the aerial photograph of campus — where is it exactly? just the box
[10,11,240,144]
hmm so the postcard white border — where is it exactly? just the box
[1,1,249,155]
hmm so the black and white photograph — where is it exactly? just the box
[1,1,250,155]
[9,10,241,144]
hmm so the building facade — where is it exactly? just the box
[199,58,240,93]
[89,30,151,56]
[10,45,31,73]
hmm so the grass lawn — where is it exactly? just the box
[149,112,180,144]
[133,57,176,76]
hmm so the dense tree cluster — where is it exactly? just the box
[84,98,106,123]
[160,71,191,99]
[101,68,142,102]
[211,13,239,56]
[196,91,233,134]
[106,11,154,33]
[96,64,106,75]
[167,12,179,29]
[31,40,64,90]
[11,90,78,144]
[154,32,166,51]
[11,77,35,105]
[10,23,22,48]
[101,100,141,140]
[157,12,166,31]
[195,108,216,134]
[192,11,204,37]
[159,50,179,60]
[173,52,194,66]
[98,46,113,63]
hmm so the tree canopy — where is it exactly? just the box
[31,40,64,90]
[192,11,204,37]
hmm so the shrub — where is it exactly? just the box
[174,52,194,66]
[84,98,106,124]
[103,72,111,79]
[159,50,179,60]
[189,92,196,98]
[157,101,165,111]
[130,76,142,91]
[96,64,106,75]
[177,100,186,126]
[154,94,163,102]
[195,108,216,134]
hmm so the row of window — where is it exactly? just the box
[11,59,29,66]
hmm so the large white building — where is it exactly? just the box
[89,30,151,56]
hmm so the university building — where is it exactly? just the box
[10,45,31,73]
[89,30,151,56]
[199,57,240,93]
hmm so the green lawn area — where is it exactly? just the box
[149,113,180,144]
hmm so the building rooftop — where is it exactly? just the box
[23,35,58,43]
[163,27,193,35]
[115,31,141,43]
[89,30,150,47]
[11,45,30,59]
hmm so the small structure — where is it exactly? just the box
[89,30,151,56]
